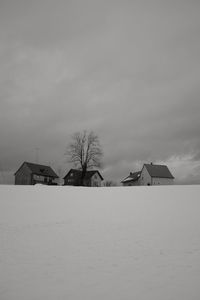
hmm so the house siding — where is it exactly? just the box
[90,173,102,187]
[15,163,32,185]
[64,178,80,186]
[151,177,174,185]
[139,166,152,186]
[63,170,80,186]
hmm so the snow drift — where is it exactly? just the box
[1,186,200,300]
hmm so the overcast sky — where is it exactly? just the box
[0,0,200,184]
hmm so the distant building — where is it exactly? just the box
[14,162,59,185]
[121,163,174,186]
[63,169,104,187]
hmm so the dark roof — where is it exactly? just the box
[144,164,174,179]
[15,162,59,178]
[85,170,104,180]
[121,171,141,183]
[63,169,103,180]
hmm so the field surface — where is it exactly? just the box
[0,186,200,300]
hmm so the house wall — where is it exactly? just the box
[139,166,152,186]
[90,173,102,187]
[15,163,32,185]
[64,178,79,186]
[32,174,57,185]
[64,171,80,186]
[152,177,174,185]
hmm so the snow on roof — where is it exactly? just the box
[122,176,133,182]
[121,171,141,183]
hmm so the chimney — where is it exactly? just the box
[130,172,132,175]
[150,162,153,165]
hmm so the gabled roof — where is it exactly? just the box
[15,162,59,178]
[143,164,174,179]
[63,169,103,180]
[121,171,141,183]
[85,170,104,180]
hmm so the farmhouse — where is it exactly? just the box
[140,163,174,185]
[63,169,104,187]
[122,163,174,186]
[14,162,59,185]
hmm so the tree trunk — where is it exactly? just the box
[80,165,87,186]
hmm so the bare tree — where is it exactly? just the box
[66,130,103,186]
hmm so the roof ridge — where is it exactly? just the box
[144,163,167,166]
[26,161,51,168]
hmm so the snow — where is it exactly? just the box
[1,185,200,300]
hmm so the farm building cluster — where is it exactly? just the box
[14,161,174,186]
[14,162,104,187]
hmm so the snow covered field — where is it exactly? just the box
[1,186,200,300]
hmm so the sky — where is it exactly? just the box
[0,0,200,184]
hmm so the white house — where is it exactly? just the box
[139,163,174,185]
[121,163,174,186]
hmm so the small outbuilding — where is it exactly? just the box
[14,162,59,185]
[63,169,104,187]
